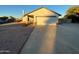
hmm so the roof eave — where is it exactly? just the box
[23,7,61,17]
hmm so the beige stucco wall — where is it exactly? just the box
[28,8,59,16]
[22,16,28,24]
[22,8,59,25]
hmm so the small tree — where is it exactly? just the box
[65,6,79,19]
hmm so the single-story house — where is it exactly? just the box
[22,7,61,25]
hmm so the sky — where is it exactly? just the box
[0,5,71,18]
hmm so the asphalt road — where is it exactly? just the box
[21,23,79,54]
[0,23,34,54]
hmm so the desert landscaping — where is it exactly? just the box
[0,6,79,54]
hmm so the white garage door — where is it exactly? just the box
[36,16,58,25]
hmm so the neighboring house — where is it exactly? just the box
[0,16,8,24]
[0,16,16,24]
[22,7,61,25]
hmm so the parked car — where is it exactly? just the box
[0,16,16,24]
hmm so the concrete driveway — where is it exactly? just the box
[21,23,79,54]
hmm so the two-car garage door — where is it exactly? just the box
[36,16,58,25]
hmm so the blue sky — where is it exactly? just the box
[0,5,71,18]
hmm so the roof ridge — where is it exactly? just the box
[23,7,61,16]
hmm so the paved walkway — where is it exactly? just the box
[21,23,79,54]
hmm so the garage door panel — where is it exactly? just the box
[36,16,57,25]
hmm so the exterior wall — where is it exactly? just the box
[28,16,34,24]
[22,8,59,25]
[28,8,59,17]
[28,8,59,25]
[22,15,34,24]
[22,16,28,24]
[58,18,72,24]
[65,19,72,23]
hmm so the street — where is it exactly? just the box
[0,23,34,54]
